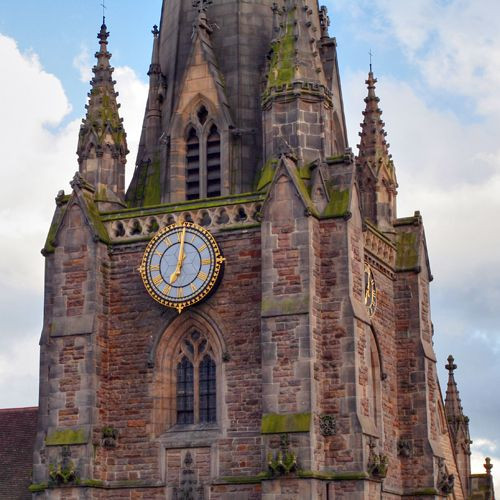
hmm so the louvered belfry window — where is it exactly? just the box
[206,125,221,198]
[185,107,222,200]
[186,127,201,200]
[175,331,217,426]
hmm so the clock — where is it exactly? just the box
[364,263,377,317]
[140,222,225,313]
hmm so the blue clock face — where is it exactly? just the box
[140,223,224,313]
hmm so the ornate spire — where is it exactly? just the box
[77,20,128,209]
[356,68,397,230]
[357,70,392,169]
[444,355,472,496]
[445,355,464,421]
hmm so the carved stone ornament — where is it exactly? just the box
[267,433,298,477]
[397,438,412,458]
[70,171,95,193]
[101,426,119,449]
[437,457,455,495]
[319,414,336,437]
[367,438,388,479]
[48,446,79,486]
[172,451,204,500]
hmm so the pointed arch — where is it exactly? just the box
[151,310,226,435]
[168,92,231,202]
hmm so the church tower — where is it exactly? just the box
[32,1,489,499]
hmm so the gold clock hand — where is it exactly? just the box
[169,227,187,283]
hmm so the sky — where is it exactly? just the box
[0,0,499,488]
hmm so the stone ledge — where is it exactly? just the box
[45,427,89,446]
[31,480,166,491]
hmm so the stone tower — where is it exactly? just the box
[32,1,490,499]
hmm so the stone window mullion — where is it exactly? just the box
[193,359,200,424]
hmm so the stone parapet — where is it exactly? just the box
[101,194,265,243]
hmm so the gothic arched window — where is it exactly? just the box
[175,331,217,425]
[185,106,222,201]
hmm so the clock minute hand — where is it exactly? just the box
[169,227,186,283]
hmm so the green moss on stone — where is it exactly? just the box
[266,8,296,90]
[298,470,369,481]
[326,154,346,164]
[261,412,311,434]
[43,204,68,254]
[143,156,162,207]
[396,231,419,270]
[81,479,105,488]
[101,192,266,221]
[219,472,270,485]
[29,483,48,493]
[322,189,350,218]
[82,193,110,244]
[299,163,313,182]
[256,158,278,191]
[45,428,88,446]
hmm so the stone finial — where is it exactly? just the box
[319,5,330,38]
[192,0,212,13]
[152,24,159,37]
[97,21,109,47]
[485,457,493,476]
[446,355,457,374]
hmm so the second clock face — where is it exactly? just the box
[140,222,224,313]
[364,263,377,318]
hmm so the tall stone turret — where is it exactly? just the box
[262,0,341,164]
[77,20,128,211]
[356,69,397,233]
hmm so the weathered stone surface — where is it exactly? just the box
[27,1,487,499]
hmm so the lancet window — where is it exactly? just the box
[175,330,217,425]
[185,106,222,200]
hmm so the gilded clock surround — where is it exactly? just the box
[140,222,225,313]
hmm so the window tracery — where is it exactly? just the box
[175,330,217,425]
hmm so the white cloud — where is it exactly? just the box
[347,0,500,115]
[73,45,92,83]
[114,66,148,183]
[0,33,147,407]
[471,440,500,493]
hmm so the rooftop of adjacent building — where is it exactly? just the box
[0,407,38,500]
